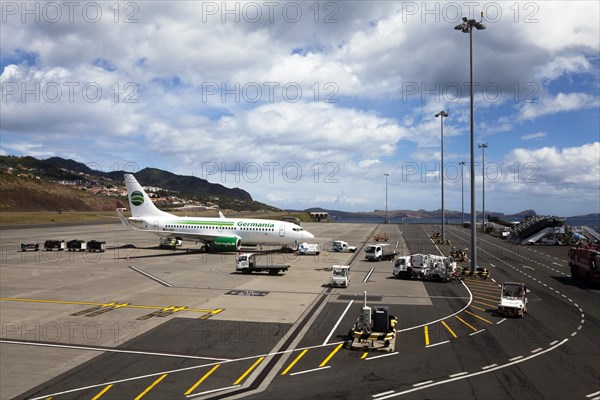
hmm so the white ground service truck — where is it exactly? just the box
[235,253,290,275]
[365,243,397,262]
[331,265,350,287]
[393,254,457,281]
[498,282,528,317]
[298,242,321,255]
[332,240,357,253]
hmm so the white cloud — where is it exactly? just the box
[521,132,548,141]
[517,92,600,121]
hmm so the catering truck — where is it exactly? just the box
[235,253,290,275]
[365,243,396,262]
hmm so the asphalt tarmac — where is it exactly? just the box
[1,221,598,400]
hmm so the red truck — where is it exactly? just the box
[569,245,600,284]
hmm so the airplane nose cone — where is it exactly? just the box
[305,231,315,240]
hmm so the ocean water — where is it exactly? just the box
[332,216,600,232]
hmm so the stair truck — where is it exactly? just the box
[569,245,600,284]
[498,282,528,317]
[331,265,350,287]
[365,243,396,262]
[236,253,290,275]
[347,291,397,352]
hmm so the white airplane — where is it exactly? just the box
[117,174,314,252]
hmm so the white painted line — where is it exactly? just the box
[509,356,523,361]
[0,339,231,361]
[449,372,468,378]
[571,332,578,337]
[578,325,583,330]
[373,390,396,398]
[531,348,543,353]
[373,339,569,400]
[426,340,450,348]
[413,380,434,387]
[481,364,497,370]
[586,391,600,398]
[469,329,485,337]
[552,262,562,266]
[363,268,374,282]
[366,352,399,361]
[186,385,241,398]
[290,366,331,376]
[549,340,558,346]
[581,319,585,324]
[397,280,473,332]
[323,300,354,345]
[522,265,534,270]
[129,266,173,287]
[496,318,507,325]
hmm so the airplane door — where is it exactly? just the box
[154,221,159,231]
[279,225,285,237]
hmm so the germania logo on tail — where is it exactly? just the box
[117,174,314,252]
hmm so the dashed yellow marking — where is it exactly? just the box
[234,357,264,385]
[473,299,497,308]
[441,320,457,338]
[472,292,500,301]
[424,325,430,346]
[319,343,343,368]
[464,310,493,325]
[0,297,218,314]
[91,384,112,400]
[361,352,369,359]
[455,315,477,331]
[134,374,167,400]
[471,304,487,312]
[185,365,220,395]
[281,349,308,375]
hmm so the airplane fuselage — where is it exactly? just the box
[129,216,308,245]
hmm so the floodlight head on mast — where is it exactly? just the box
[455,12,486,32]
[435,111,449,118]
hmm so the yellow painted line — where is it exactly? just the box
[424,325,430,346]
[319,343,344,368]
[471,304,487,312]
[0,297,98,306]
[281,349,308,375]
[455,315,477,332]
[472,292,501,301]
[0,297,217,313]
[441,320,457,338]
[91,384,112,400]
[361,352,369,359]
[185,365,220,395]
[234,357,264,385]
[465,310,493,325]
[134,374,167,400]
[473,299,497,308]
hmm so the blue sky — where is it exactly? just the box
[1,1,599,216]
